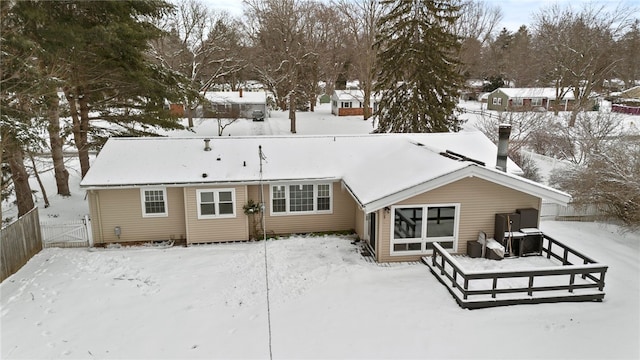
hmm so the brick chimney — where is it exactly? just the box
[239,88,243,98]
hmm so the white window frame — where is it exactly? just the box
[531,98,542,106]
[341,101,352,108]
[389,203,460,256]
[492,97,502,105]
[141,187,168,218]
[196,188,236,219]
[270,182,333,216]
[513,98,524,107]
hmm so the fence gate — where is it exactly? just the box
[40,215,91,248]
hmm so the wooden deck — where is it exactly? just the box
[424,235,607,309]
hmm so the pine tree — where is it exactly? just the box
[374,0,463,133]
[13,1,195,177]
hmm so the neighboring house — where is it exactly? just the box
[461,79,488,101]
[80,132,570,263]
[618,85,640,100]
[331,90,378,116]
[487,88,582,112]
[201,90,268,119]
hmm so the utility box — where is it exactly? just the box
[517,208,539,229]
[467,241,483,258]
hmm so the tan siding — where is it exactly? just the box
[377,177,540,262]
[354,207,365,240]
[248,181,357,235]
[91,188,186,244]
[87,191,102,243]
[184,186,249,243]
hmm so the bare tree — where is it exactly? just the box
[245,0,314,133]
[615,19,640,90]
[335,0,384,120]
[550,138,640,228]
[151,0,247,127]
[533,3,634,124]
[454,0,502,79]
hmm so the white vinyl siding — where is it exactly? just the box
[141,188,168,218]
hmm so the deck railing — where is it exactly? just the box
[426,235,607,308]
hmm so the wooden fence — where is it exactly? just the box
[425,235,607,309]
[1,207,43,282]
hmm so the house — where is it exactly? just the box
[618,85,640,101]
[80,132,570,263]
[201,90,267,119]
[461,79,488,101]
[487,88,580,112]
[331,90,378,116]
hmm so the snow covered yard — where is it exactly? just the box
[2,221,638,359]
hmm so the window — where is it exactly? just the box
[290,184,314,212]
[531,98,542,106]
[513,98,524,106]
[197,189,236,219]
[391,204,459,254]
[141,188,168,217]
[341,101,352,108]
[492,97,502,105]
[317,184,331,211]
[272,186,286,212]
[271,183,332,215]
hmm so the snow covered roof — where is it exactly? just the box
[331,90,380,102]
[204,91,266,105]
[81,133,571,210]
[332,90,366,101]
[496,88,575,100]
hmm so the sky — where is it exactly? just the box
[201,0,636,33]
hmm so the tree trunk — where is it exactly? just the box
[29,152,50,208]
[187,98,194,128]
[363,81,372,120]
[289,94,297,134]
[65,86,91,178]
[78,93,91,177]
[7,146,34,217]
[46,92,71,196]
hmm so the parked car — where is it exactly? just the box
[252,109,265,121]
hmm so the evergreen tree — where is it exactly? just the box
[1,1,40,218]
[374,0,463,133]
[13,0,195,177]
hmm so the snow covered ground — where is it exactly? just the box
[1,221,638,359]
[2,100,639,359]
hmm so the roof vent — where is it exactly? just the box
[204,139,211,151]
[440,149,485,166]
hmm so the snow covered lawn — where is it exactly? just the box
[1,221,638,359]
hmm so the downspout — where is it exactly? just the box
[93,190,104,244]
[183,187,190,245]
